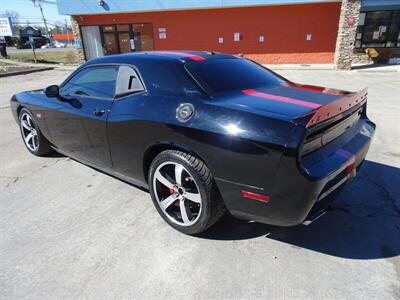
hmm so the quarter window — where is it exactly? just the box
[61,66,119,98]
[115,65,145,97]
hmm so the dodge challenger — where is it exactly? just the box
[10,51,376,234]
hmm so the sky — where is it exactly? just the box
[1,0,69,27]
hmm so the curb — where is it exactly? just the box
[0,67,54,78]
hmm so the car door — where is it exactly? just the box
[45,65,119,168]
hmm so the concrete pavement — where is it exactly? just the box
[0,68,399,299]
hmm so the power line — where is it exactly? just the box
[39,0,57,5]
[4,0,56,4]
[31,0,51,38]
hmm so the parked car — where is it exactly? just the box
[16,36,50,49]
[41,41,66,49]
[10,51,376,234]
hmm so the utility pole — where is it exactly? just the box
[65,18,70,45]
[32,0,51,41]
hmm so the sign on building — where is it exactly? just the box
[0,17,14,37]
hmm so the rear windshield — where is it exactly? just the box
[186,58,284,95]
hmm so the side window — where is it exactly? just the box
[61,66,119,98]
[141,61,204,98]
[115,65,145,97]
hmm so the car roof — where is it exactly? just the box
[85,50,238,66]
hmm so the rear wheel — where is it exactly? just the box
[149,150,225,235]
[19,108,52,156]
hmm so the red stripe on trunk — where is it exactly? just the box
[242,89,322,109]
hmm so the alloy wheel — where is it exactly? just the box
[20,112,39,152]
[153,161,202,226]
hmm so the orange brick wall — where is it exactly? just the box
[77,2,341,64]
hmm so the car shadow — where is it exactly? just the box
[351,64,395,71]
[199,160,400,260]
[46,151,65,158]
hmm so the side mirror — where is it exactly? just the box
[44,85,59,98]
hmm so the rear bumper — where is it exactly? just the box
[216,119,376,226]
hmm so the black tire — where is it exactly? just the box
[149,150,225,235]
[19,108,53,156]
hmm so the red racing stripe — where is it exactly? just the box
[242,89,322,109]
[156,51,205,61]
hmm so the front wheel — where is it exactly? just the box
[149,150,225,235]
[19,108,52,156]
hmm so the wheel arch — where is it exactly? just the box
[142,141,213,184]
[17,104,25,117]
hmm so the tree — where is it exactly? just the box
[1,10,20,23]
[51,21,65,34]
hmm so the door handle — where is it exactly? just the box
[93,109,106,116]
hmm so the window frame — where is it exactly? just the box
[114,65,147,99]
[60,64,119,100]
[59,63,148,101]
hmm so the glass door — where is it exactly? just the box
[132,23,154,51]
[81,26,104,59]
[117,24,131,53]
[102,25,118,55]
[118,32,131,53]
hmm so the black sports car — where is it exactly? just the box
[10,51,376,234]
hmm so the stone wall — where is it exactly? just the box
[334,0,361,70]
[70,16,85,64]
[352,50,373,65]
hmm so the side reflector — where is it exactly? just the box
[241,190,270,203]
[336,149,356,175]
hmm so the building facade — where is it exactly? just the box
[57,0,400,69]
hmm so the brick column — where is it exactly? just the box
[70,16,85,64]
[334,0,361,70]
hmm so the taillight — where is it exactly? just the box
[302,107,363,155]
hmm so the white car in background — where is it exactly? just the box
[41,41,66,49]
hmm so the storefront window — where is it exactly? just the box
[355,10,400,48]
[387,11,400,47]
[100,23,154,56]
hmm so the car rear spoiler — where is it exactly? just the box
[296,88,368,128]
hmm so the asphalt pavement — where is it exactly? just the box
[0,67,399,299]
